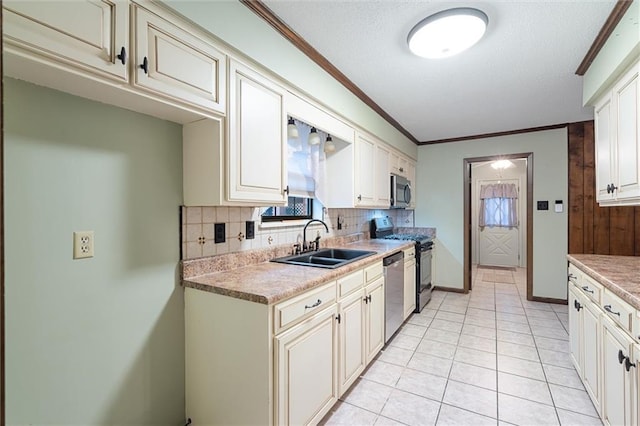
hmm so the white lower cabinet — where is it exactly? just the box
[569,260,639,426]
[337,262,386,395]
[337,288,365,395]
[601,315,635,426]
[186,260,386,425]
[275,305,339,425]
[403,248,416,320]
[634,343,640,426]
[364,275,385,364]
[582,299,602,410]
[568,284,583,376]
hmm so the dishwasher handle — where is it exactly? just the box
[383,251,404,266]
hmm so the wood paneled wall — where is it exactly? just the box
[568,121,640,256]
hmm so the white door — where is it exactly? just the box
[478,179,520,267]
[354,133,376,206]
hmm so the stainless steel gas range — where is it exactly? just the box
[372,217,433,312]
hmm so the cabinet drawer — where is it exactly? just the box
[364,262,383,283]
[580,274,603,304]
[602,289,634,336]
[568,263,582,286]
[338,269,364,299]
[274,281,336,334]
[404,247,416,260]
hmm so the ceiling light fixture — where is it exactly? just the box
[324,135,336,153]
[491,159,513,170]
[308,127,321,145]
[287,117,299,139]
[407,8,488,59]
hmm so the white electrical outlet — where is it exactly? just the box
[73,231,94,259]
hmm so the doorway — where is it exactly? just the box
[463,153,533,299]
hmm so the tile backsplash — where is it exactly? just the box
[181,206,414,260]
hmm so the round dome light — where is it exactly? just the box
[408,8,488,59]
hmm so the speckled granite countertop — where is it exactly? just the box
[568,254,640,311]
[183,239,414,305]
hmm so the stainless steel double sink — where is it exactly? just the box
[271,248,377,269]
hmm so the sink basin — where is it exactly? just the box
[271,248,377,269]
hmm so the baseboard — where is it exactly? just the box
[433,286,467,294]
[531,296,568,305]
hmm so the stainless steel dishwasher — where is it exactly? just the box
[384,251,404,342]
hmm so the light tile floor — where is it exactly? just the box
[320,265,603,426]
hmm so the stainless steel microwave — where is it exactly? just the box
[391,174,411,208]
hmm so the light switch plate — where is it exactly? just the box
[73,231,94,259]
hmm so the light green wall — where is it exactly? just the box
[5,78,185,424]
[416,128,568,300]
[583,0,640,105]
[162,0,417,158]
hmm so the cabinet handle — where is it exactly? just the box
[357,194,362,201]
[399,167,404,172]
[568,273,576,279]
[336,314,341,324]
[304,299,321,309]
[117,46,126,65]
[574,299,582,311]
[283,185,289,195]
[581,286,594,294]
[624,356,636,372]
[604,305,620,317]
[611,184,618,193]
[618,350,626,364]
[606,184,611,194]
[140,56,149,74]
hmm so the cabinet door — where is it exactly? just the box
[601,316,634,426]
[634,344,639,426]
[133,5,227,114]
[595,93,615,203]
[582,300,601,414]
[613,63,640,201]
[338,289,365,396]
[228,59,287,204]
[375,143,391,207]
[407,160,417,209]
[354,133,376,207]
[3,0,128,81]
[365,276,385,364]
[403,259,416,320]
[389,150,400,175]
[275,306,338,426]
[398,156,409,177]
[568,285,583,376]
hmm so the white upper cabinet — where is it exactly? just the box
[3,0,228,122]
[375,143,391,206]
[595,60,640,206]
[183,60,287,206]
[227,59,287,205]
[3,0,129,82]
[354,132,377,207]
[132,4,226,115]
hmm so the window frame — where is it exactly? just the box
[261,196,314,222]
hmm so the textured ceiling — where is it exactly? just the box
[261,0,616,142]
